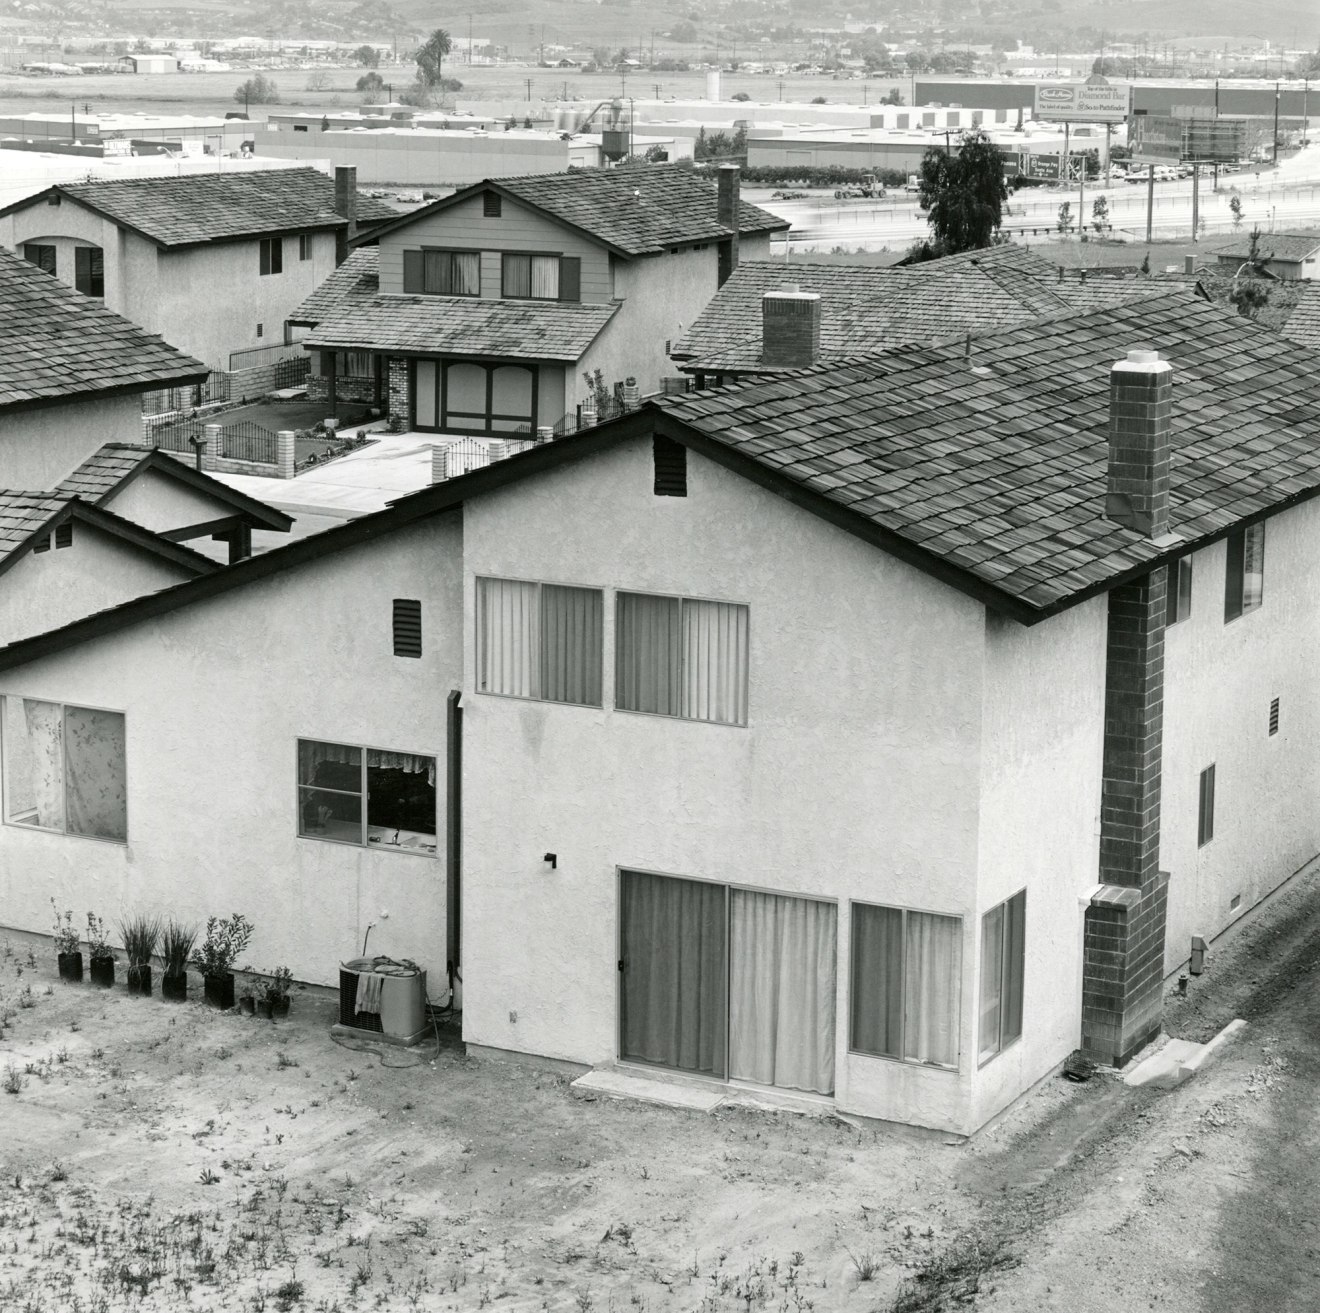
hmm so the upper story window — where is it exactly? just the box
[74,246,103,298]
[476,576,604,707]
[23,243,56,276]
[297,739,436,855]
[298,233,313,261]
[615,591,749,726]
[1224,522,1264,623]
[501,253,580,302]
[1167,557,1192,626]
[403,248,480,297]
[259,237,283,276]
[1,696,127,843]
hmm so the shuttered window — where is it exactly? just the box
[403,248,479,296]
[392,599,422,658]
[653,436,687,496]
[502,253,563,300]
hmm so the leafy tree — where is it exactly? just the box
[1229,194,1244,228]
[355,44,380,67]
[415,28,453,87]
[1091,195,1109,232]
[810,95,827,104]
[917,130,1010,255]
[234,74,280,106]
[880,88,903,106]
[356,70,385,96]
[1057,201,1073,232]
[731,91,751,102]
[671,21,697,43]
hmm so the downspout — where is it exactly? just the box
[446,688,463,1002]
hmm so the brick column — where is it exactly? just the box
[276,430,296,480]
[203,423,222,472]
[1083,566,1170,1066]
[387,358,409,433]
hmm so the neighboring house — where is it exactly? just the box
[290,164,788,435]
[1277,281,1320,348]
[1215,232,1320,281]
[0,246,206,488]
[0,293,1318,1135]
[670,244,1188,381]
[0,492,216,645]
[0,167,398,373]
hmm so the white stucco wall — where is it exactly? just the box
[105,467,248,537]
[0,513,464,988]
[971,598,1106,1128]
[1161,503,1320,975]
[460,436,991,1132]
[0,395,143,489]
[0,520,198,646]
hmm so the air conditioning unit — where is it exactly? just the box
[334,957,430,1046]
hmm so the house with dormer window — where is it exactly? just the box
[289,164,788,437]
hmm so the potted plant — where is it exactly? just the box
[86,912,114,989]
[51,900,82,983]
[239,987,256,1016]
[191,913,253,1010]
[260,967,293,1020]
[159,919,197,1003]
[119,914,161,996]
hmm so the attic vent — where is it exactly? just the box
[54,522,73,549]
[1269,697,1280,736]
[392,599,422,658]
[483,191,502,218]
[32,534,51,554]
[653,436,687,497]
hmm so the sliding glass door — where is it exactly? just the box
[619,871,837,1096]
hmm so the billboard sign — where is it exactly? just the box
[1033,80,1130,123]
[1130,114,1248,164]
[1129,115,1184,164]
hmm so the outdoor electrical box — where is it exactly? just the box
[1189,935,1207,976]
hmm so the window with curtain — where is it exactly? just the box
[850,902,962,1070]
[616,592,749,726]
[1,696,126,842]
[978,890,1025,1064]
[423,249,481,296]
[502,252,560,300]
[1224,522,1265,622]
[476,577,602,707]
[297,738,436,854]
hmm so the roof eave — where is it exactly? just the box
[0,368,210,416]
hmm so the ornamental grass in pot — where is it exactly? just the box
[86,912,115,989]
[51,900,82,983]
[160,919,197,1002]
[120,914,161,996]
[191,913,253,1010]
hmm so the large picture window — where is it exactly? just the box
[1,696,127,842]
[297,739,436,854]
[850,903,962,1070]
[978,890,1025,1064]
[476,577,603,707]
[616,591,749,726]
[412,360,537,435]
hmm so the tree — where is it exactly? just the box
[1229,194,1244,228]
[1057,201,1073,232]
[234,74,279,106]
[731,91,751,102]
[671,21,697,43]
[810,95,827,104]
[305,70,330,91]
[355,45,380,68]
[356,70,385,96]
[1092,195,1109,232]
[917,130,1010,255]
[880,88,903,106]
[416,28,453,87]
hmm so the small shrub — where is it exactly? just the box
[85,912,113,963]
[275,1052,299,1070]
[198,1167,220,1185]
[119,913,162,968]
[49,1161,67,1182]
[50,900,80,955]
[3,1063,24,1094]
[161,919,199,977]
[192,914,254,979]
[846,1247,878,1281]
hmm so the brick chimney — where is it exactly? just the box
[1105,348,1172,539]
[761,286,822,368]
[716,163,740,286]
[334,165,358,267]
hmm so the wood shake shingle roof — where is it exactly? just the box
[288,246,379,325]
[0,247,205,411]
[658,290,1320,614]
[5,168,399,248]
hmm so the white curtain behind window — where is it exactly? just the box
[22,699,65,830]
[850,903,903,1058]
[539,585,602,706]
[904,911,962,1068]
[478,577,539,698]
[454,251,481,296]
[63,706,126,841]
[615,592,682,715]
[530,255,560,299]
[729,890,836,1095]
[682,599,749,725]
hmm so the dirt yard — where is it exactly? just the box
[3,861,1320,1313]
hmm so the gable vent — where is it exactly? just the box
[653,435,687,497]
[1269,696,1280,736]
[54,522,73,549]
[393,599,422,658]
[483,191,502,218]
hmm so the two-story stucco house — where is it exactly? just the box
[1,291,1317,1136]
[0,248,292,642]
[290,164,788,436]
[0,167,398,374]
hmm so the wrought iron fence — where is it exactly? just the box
[140,372,230,418]
[145,414,205,454]
[221,421,278,465]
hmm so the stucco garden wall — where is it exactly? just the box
[460,435,990,1132]
[0,513,464,990]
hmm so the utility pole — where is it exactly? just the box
[1274,81,1280,164]
[1191,163,1199,241]
[1146,166,1154,243]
